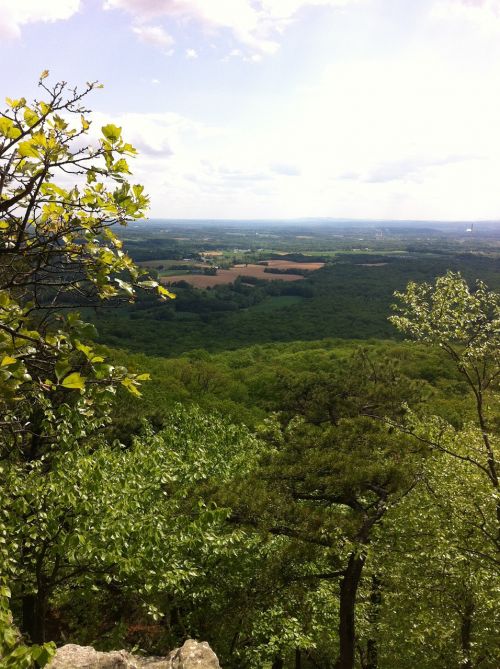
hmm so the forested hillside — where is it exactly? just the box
[1,78,499,669]
[92,238,500,356]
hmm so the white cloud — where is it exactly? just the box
[185,47,198,58]
[78,110,232,217]
[103,0,361,55]
[363,155,476,184]
[65,9,500,220]
[0,0,80,39]
[261,0,360,18]
[271,163,301,176]
[431,0,500,33]
[129,48,500,219]
[96,111,216,157]
[132,23,174,49]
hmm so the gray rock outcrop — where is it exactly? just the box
[46,639,220,669]
[169,640,220,668]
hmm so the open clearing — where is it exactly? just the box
[259,260,324,270]
[162,263,310,288]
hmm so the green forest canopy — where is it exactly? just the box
[0,78,499,669]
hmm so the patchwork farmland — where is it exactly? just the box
[162,259,325,288]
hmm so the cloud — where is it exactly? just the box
[364,155,476,184]
[151,49,500,219]
[132,23,174,49]
[217,166,273,183]
[103,0,361,55]
[261,0,361,18]
[431,0,500,33]
[271,163,301,176]
[84,110,217,164]
[55,14,500,220]
[185,47,198,58]
[0,0,80,39]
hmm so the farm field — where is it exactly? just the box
[258,259,325,270]
[163,266,303,287]
[162,259,324,288]
[90,220,500,357]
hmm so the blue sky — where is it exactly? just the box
[1,0,500,220]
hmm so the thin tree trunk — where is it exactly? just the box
[460,598,475,669]
[22,594,36,642]
[335,551,366,669]
[295,648,302,669]
[366,575,381,669]
[272,655,284,669]
[22,590,47,644]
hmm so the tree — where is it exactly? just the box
[372,446,499,669]
[386,272,500,668]
[225,352,424,669]
[0,73,173,656]
[0,72,174,447]
[2,405,261,652]
[390,271,499,548]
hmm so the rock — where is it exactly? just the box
[46,640,220,669]
[46,645,131,669]
[169,640,220,669]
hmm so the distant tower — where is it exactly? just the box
[466,223,474,233]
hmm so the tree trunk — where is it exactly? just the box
[272,656,284,669]
[335,551,365,669]
[22,590,47,644]
[366,575,381,669]
[295,648,302,669]
[460,598,475,669]
[366,639,377,669]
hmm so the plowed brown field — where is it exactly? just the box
[162,260,323,288]
[259,260,324,270]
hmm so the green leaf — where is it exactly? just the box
[75,341,93,358]
[55,359,71,382]
[39,101,51,115]
[120,377,141,397]
[102,124,122,142]
[158,285,176,299]
[115,278,134,296]
[0,585,11,598]
[23,108,40,128]
[1,356,17,367]
[138,280,158,289]
[6,97,26,109]
[113,158,130,174]
[0,117,21,139]
[31,643,56,666]
[17,141,39,158]
[61,372,86,390]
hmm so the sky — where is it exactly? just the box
[1,0,500,221]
